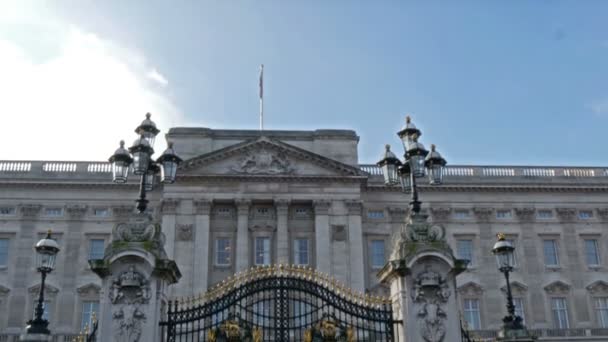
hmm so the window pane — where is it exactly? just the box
[513,298,525,324]
[33,301,50,321]
[543,240,559,266]
[463,299,481,330]
[255,237,270,265]
[88,239,105,260]
[216,238,231,265]
[595,297,608,328]
[457,240,474,265]
[551,298,569,329]
[81,301,99,330]
[0,239,8,266]
[585,239,600,266]
[371,240,385,268]
[294,239,309,265]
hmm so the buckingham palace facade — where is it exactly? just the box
[0,127,607,340]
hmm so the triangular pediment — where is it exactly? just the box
[544,280,570,294]
[500,281,528,294]
[179,136,366,178]
[587,280,608,295]
[457,282,484,296]
[77,283,101,295]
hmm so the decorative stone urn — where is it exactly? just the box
[378,210,467,342]
[89,212,181,342]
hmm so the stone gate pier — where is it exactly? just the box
[89,212,181,342]
[378,209,467,342]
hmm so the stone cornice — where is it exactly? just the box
[364,184,608,193]
[313,200,331,215]
[345,200,363,216]
[177,174,367,184]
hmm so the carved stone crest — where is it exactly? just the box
[412,265,450,342]
[176,224,193,241]
[113,213,156,242]
[109,266,151,305]
[231,148,294,174]
[113,305,146,342]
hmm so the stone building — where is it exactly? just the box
[0,127,607,340]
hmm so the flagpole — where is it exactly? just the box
[259,64,264,131]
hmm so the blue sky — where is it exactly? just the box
[1,1,607,165]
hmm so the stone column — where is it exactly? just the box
[193,199,211,294]
[314,200,331,274]
[235,200,251,272]
[275,199,290,264]
[345,200,365,291]
[378,210,467,342]
[89,212,181,342]
[160,199,179,259]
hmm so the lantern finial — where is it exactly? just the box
[497,232,506,241]
[406,115,411,124]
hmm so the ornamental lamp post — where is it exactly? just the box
[493,233,526,335]
[377,115,447,213]
[25,230,60,335]
[109,113,182,213]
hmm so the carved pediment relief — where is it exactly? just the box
[587,280,608,295]
[544,281,570,294]
[500,281,528,295]
[28,283,60,297]
[457,282,484,296]
[77,283,101,296]
[179,137,365,178]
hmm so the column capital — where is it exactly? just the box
[596,208,608,221]
[313,200,331,215]
[193,199,212,215]
[111,205,133,218]
[430,207,451,222]
[514,207,535,221]
[345,200,363,216]
[160,198,180,215]
[388,207,408,222]
[19,204,41,219]
[556,207,577,222]
[235,199,251,214]
[66,204,87,218]
[473,207,494,222]
[274,199,290,214]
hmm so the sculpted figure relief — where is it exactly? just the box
[113,306,146,342]
[231,148,294,174]
[412,265,450,342]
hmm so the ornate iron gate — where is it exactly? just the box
[160,265,397,341]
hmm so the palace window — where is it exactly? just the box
[33,301,51,321]
[595,297,608,328]
[93,208,110,217]
[513,298,525,324]
[81,301,99,330]
[255,237,271,265]
[0,239,8,266]
[463,299,481,330]
[44,207,63,217]
[457,240,474,266]
[88,239,105,260]
[543,240,559,266]
[454,210,470,219]
[579,210,593,220]
[551,297,570,329]
[537,210,553,219]
[0,207,15,216]
[585,239,600,266]
[215,238,231,266]
[367,210,385,219]
[371,240,385,269]
[293,239,309,266]
[496,210,512,219]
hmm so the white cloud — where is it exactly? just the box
[0,3,183,161]
[589,99,608,116]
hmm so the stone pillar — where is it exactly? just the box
[89,212,181,342]
[314,200,331,274]
[345,200,365,291]
[193,199,211,294]
[235,200,251,272]
[275,199,290,264]
[160,199,179,259]
[378,210,467,342]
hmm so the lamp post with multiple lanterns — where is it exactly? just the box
[109,113,182,213]
[24,231,60,335]
[377,115,447,209]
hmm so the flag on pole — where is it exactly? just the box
[259,64,264,130]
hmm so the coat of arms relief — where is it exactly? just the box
[230,147,295,174]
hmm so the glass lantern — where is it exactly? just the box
[377,144,402,185]
[129,135,154,175]
[144,164,159,191]
[398,163,412,192]
[109,141,133,183]
[397,115,422,152]
[157,142,183,184]
[425,144,447,185]
[406,136,428,178]
[492,234,515,271]
[35,231,60,273]
[135,113,160,148]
